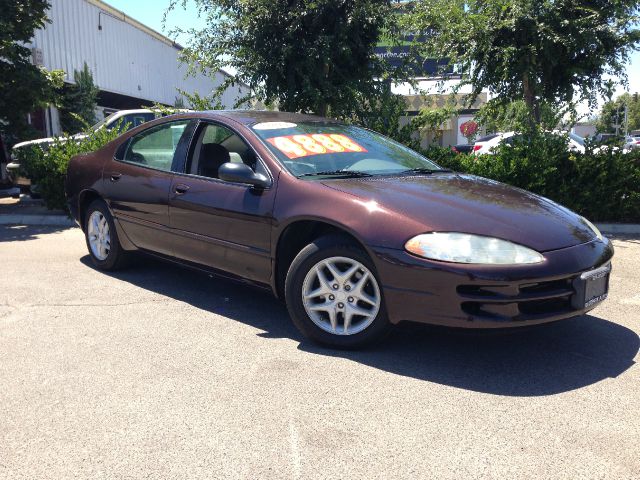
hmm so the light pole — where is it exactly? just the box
[624,102,629,137]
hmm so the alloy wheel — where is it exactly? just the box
[87,210,111,261]
[301,256,381,335]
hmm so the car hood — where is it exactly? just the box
[12,137,56,150]
[12,134,84,153]
[322,173,596,252]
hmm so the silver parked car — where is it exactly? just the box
[623,135,640,151]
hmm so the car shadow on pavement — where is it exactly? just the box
[82,254,639,397]
[0,224,75,242]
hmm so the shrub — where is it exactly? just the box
[16,126,122,211]
[426,133,640,223]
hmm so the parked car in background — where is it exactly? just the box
[452,144,475,154]
[66,110,613,348]
[472,131,584,155]
[470,133,503,154]
[592,133,621,146]
[623,135,640,151]
[6,109,176,190]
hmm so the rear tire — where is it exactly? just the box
[84,199,129,271]
[285,234,390,348]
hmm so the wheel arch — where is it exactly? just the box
[272,218,374,299]
[78,189,103,231]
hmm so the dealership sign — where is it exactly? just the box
[374,45,456,78]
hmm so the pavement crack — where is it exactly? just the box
[25,298,172,308]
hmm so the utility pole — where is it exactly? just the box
[624,102,629,137]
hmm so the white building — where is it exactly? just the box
[29,0,248,136]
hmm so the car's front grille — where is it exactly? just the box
[458,276,576,322]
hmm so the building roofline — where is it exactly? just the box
[87,0,184,50]
[88,0,251,91]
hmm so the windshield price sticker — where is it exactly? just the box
[266,134,367,159]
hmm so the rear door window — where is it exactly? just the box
[123,121,190,172]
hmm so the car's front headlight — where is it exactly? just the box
[580,216,603,241]
[405,232,545,265]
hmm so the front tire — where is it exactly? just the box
[285,234,390,348]
[84,199,129,270]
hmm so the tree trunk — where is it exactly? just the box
[522,74,540,128]
[316,102,328,117]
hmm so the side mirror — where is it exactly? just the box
[218,162,271,189]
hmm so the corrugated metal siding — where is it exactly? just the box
[31,0,246,108]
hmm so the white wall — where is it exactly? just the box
[31,0,247,108]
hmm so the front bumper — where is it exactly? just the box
[373,238,614,328]
[5,162,30,186]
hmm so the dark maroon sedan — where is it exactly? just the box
[65,111,613,348]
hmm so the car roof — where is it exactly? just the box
[110,109,154,115]
[197,110,329,126]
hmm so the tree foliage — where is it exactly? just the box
[58,63,99,133]
[0,0,64,145]
[596,92,640,134]
[16,124,123,210]
[475,99,564,133]
[424,134,640,222]
[166,0,399,117]
[406,0,640,125]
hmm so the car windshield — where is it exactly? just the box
[89,112,155,133]
[252,121,444,177]
[90,112,118,131]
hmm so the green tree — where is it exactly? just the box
[58,62,99,133]
[347,87,413,144]
[406,0,640,126]
[166,0,398,117]
[0,0,64,145]
[476,99,563,133]
[596,93,640,134]
[411,105,459,146]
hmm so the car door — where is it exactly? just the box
[168,121,276,284]
[103,119,195,256]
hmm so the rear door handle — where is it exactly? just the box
[110,173,122,182]
[174,184,190,195]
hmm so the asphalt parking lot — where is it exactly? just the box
[1,225,638,479]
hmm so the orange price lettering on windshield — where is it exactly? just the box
[266,134,367,159]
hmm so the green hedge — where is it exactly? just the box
[424,134,640,223]
[16,127,122,211]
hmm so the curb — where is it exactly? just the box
[595,223,640,235]
[0,215,76,227]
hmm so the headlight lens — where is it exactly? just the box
[405,232,545,264]
[580,216,603,241]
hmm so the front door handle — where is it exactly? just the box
[110,173,122,182]
[174,184,190,195]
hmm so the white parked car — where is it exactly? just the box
[623,135,640,151]
[472,131,585,155]
[7,109,181,188]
